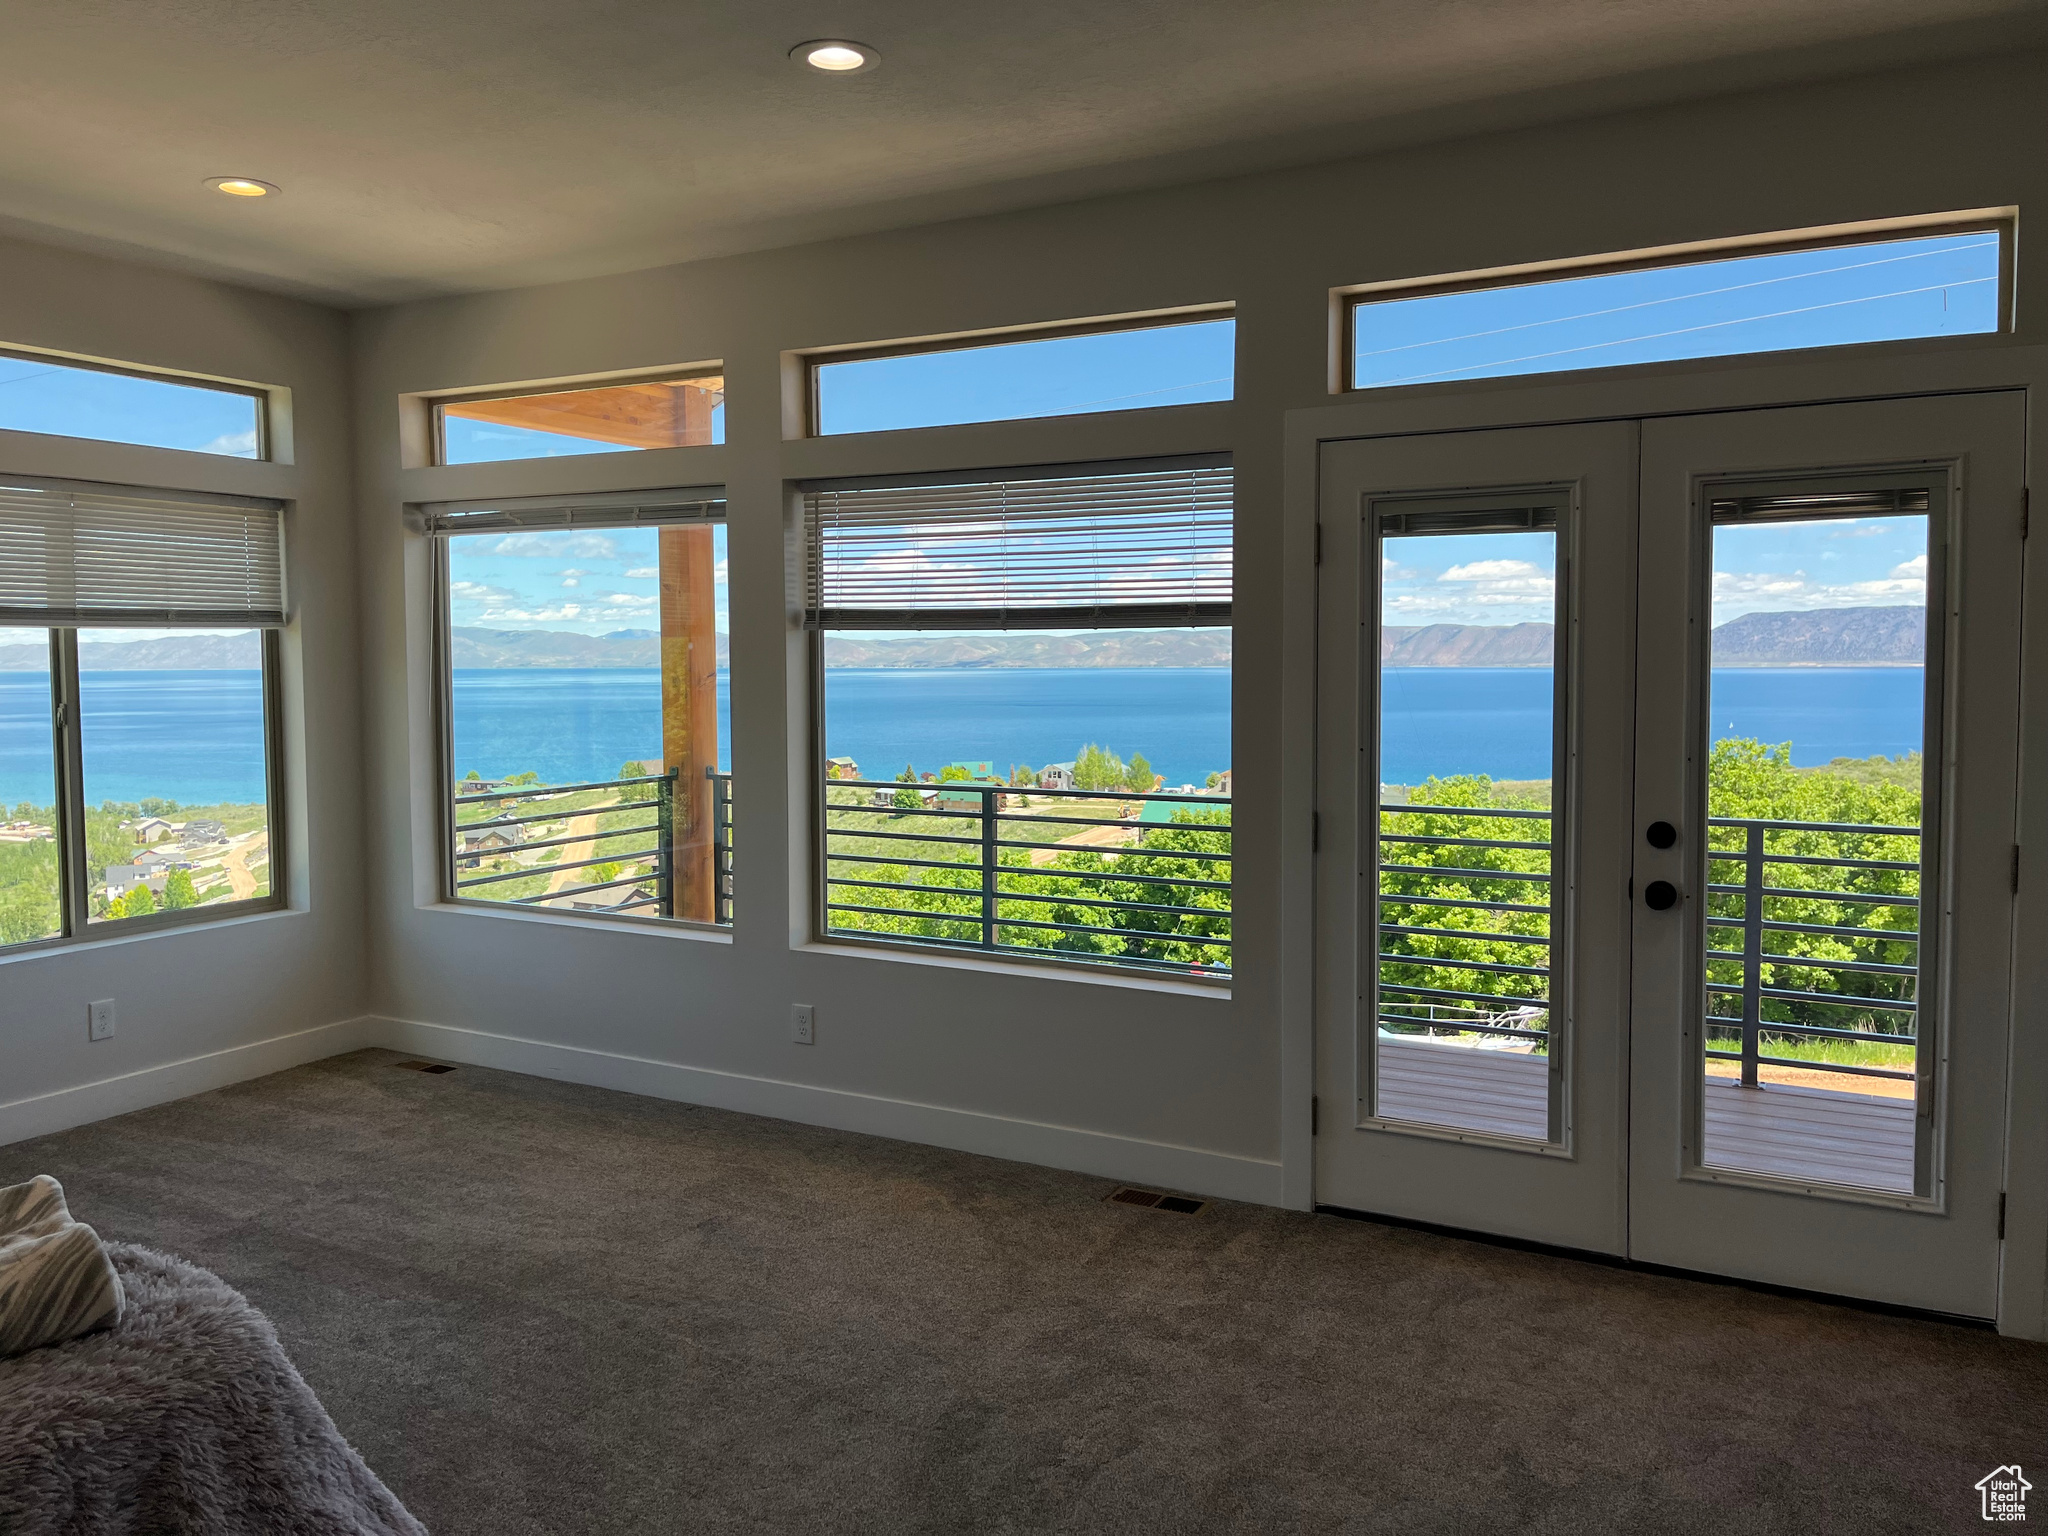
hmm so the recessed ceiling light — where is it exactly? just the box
[204,176,280,199]
[791,39,878,74]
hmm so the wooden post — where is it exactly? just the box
[660,524,719,922]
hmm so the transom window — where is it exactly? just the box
[0,349,264,458]
[1346,223,2005,391]
[808,312,1234,436]
[434,372,725,465]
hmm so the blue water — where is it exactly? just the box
[0,670,269,808]
[449,668,734,787]
[0,665,1928,806]
[823,668,1232,786]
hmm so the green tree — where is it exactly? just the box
[617,761,646,780]
[116,884,157,919]
[505,770,542,786]
[893,764,921,810]
[586,861,623,886]
[938,764,972,783]
[1126,753,1154,793]
[162,868,198,910]
[1073,743,1129,792]
[463,769,481,782]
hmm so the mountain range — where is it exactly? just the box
[0,607,1928,670]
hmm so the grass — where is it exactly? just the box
[1706,1030,1914,1072]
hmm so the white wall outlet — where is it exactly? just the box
[88,999,115,1041]
[791,1003,815,1045]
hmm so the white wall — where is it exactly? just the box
[0,237,369,1140]
[350,49,2048,1207]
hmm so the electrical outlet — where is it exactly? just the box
[88,999,115,1042]
[791,1003,815,1045]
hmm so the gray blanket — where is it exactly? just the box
[0,1243,425,1535]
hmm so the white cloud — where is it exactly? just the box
[559,567,585,588]
[449,580,519,603]
[201,429,260,458]
[1712,558,1926,616]
[491,532,619,559]
[1713,570,1811,602]
[624,566,658,579]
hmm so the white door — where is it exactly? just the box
[1314,394,2024,1316]
[1314,421,1639,1253]
[1628,393,2024,1317]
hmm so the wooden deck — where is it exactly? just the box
[1375,1034,1915,1192]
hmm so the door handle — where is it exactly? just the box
[1643,879,1679,910]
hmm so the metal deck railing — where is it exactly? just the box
[1377,802,1555,1044]
[822,778,1232,976]
[1373,804,1921,1083]
[452,768,734,924]
[1704,815,1919,1085]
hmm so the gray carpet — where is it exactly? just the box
[1,1049,2041,1535]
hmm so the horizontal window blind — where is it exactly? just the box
[415,486,725,536]
[804,460,1231,630]
[0,475,285,627]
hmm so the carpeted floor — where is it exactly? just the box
[2,1049,2042,1535]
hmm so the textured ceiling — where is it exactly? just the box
[0,0,2039,306]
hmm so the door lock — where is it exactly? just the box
[1643,879,1679,910]
[1645,821,1677,849]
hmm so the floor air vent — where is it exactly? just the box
[397,1061,456,1074]
[1106,1186,1207,1215]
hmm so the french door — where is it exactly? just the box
[1313,393,2024,1316]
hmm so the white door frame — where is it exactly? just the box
[1279,339,2048,1338]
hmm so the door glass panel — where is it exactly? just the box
[0,629,63,947]
[1700,485,1931,1192]
[1373,506,1561,1140]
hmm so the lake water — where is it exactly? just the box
[0,665,1928,805]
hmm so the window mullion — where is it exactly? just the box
[51,628,91,938]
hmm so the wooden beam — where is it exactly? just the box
[444,376,724,450]
[660,523,720,923]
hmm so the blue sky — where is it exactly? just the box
[1353,231,1997,387]
[0,357,258,456]
[816,318,1234,434]
[446,525,729,636]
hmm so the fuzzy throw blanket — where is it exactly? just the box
[0,1243,425,1535]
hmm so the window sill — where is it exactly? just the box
[0,901,296,966]
[797,935,1231,998]
[425,899,735,944]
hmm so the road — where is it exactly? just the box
[222,831,267,900]
[544,813,603,897]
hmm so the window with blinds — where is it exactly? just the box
[418,485,734,929]
[0,472,287,951]
[803,458,1232,629]
[807,455,1234,981]
[0,475,285,627]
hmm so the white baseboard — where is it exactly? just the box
[0,1015,380,1147]
[370,1015,1286,1206]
